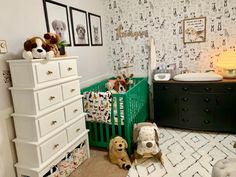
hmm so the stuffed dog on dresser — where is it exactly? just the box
[109,136,131,170]
[133,122,164,165]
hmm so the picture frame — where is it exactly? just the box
[43,0,71,46]
[69,7,89,46]
[88,13,103,46]
[183,17,206,44]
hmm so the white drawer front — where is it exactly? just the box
[62,80,80,100]
[37,86,62,110]
[36,62,60,83]
[64,99,83,122]
[67,117,86,142]
[40,130,67,162]
[39,108,65,137]
[59,60,78,78]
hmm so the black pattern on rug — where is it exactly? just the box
[127,128,236,177]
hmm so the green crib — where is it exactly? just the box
[81,77,149,154]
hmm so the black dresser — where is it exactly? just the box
[153,79,236,133]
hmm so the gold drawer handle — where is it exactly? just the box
[47,71,53,75]
[76,128,80,132]
[51,120,57,126]
[67,67,73,71]
[53,144,59,149]
[73,109,78,113]
[70,89,76,92]
[49,96,55,101]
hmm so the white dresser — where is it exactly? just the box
[8,56,90,177]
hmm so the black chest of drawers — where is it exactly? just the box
[153,79,236,133]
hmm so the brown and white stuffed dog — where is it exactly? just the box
[22,37,54,60]
[109,136,131,170]
[133,122,164,165]
[44,32,61,57]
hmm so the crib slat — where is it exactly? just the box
[116,96,122,136]
[99,123,104,143]
[93,123,98,143]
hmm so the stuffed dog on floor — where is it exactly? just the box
[109,136,131,170]
[133,122,164,165]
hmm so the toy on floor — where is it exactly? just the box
[133,122,164,165]
[22,37,54,60]
[109,136,131,170]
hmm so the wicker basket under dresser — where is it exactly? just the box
[8,56,90,177]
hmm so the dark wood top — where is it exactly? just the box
[153,79,236,84]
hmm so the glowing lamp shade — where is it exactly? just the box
[217,51,236,78]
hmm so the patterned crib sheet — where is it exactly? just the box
[83,91,124,125]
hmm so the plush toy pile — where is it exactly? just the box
[105,74,134,93]
[22,32,62,60]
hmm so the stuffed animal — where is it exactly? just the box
[105,80,117,94]
[109,136,131,170]
[133,122,164,165]
[22,37,54,60]
[44,32,61,57]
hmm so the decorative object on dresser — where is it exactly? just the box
[153,80,236,133]
[8,56,90,177]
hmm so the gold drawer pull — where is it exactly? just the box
[47,71,53,75]
[76,128,80,132]
[49,96,55,101]
[53,144,59,149]
[51,120,57,125]
[67,67,73,71]
[73,109,78,113]
[70,89,75,92]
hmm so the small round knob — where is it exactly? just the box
[163,86,169,90]
[204,87,211,92]
[204,108,210,113]
[204,98,210,102]
[182,97,189,102]
[227,87,233,91]
[182,87,188,91]
[204,120,210,124]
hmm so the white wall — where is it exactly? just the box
[0,0,110,177]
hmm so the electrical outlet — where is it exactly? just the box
[0,40,8,54]
[2,70,11,83]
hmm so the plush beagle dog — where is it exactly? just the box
[22,37,53,60]
[133,122,164,165]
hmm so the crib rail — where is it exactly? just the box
[81,77,149,154]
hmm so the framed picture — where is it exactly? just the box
[183,17,206,44]
[43,0,71,46]
[88,13,103,46]
[70,7,89,46]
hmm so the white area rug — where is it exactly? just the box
[127,128,236,177]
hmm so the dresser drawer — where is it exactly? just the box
[67,117,86,142]
[39,108,65,137]
[35,62,60,83]
[59,60,78,78]
[40,130,67,162]
[64,99,83,121]
[37,85,63,110]
[62,80,80,100]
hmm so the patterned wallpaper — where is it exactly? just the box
[104,0,236,76]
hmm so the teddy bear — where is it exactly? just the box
[22,37,54,60]
[109,136,131,170]
[44,32,61,57]
[133,122,164,165]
